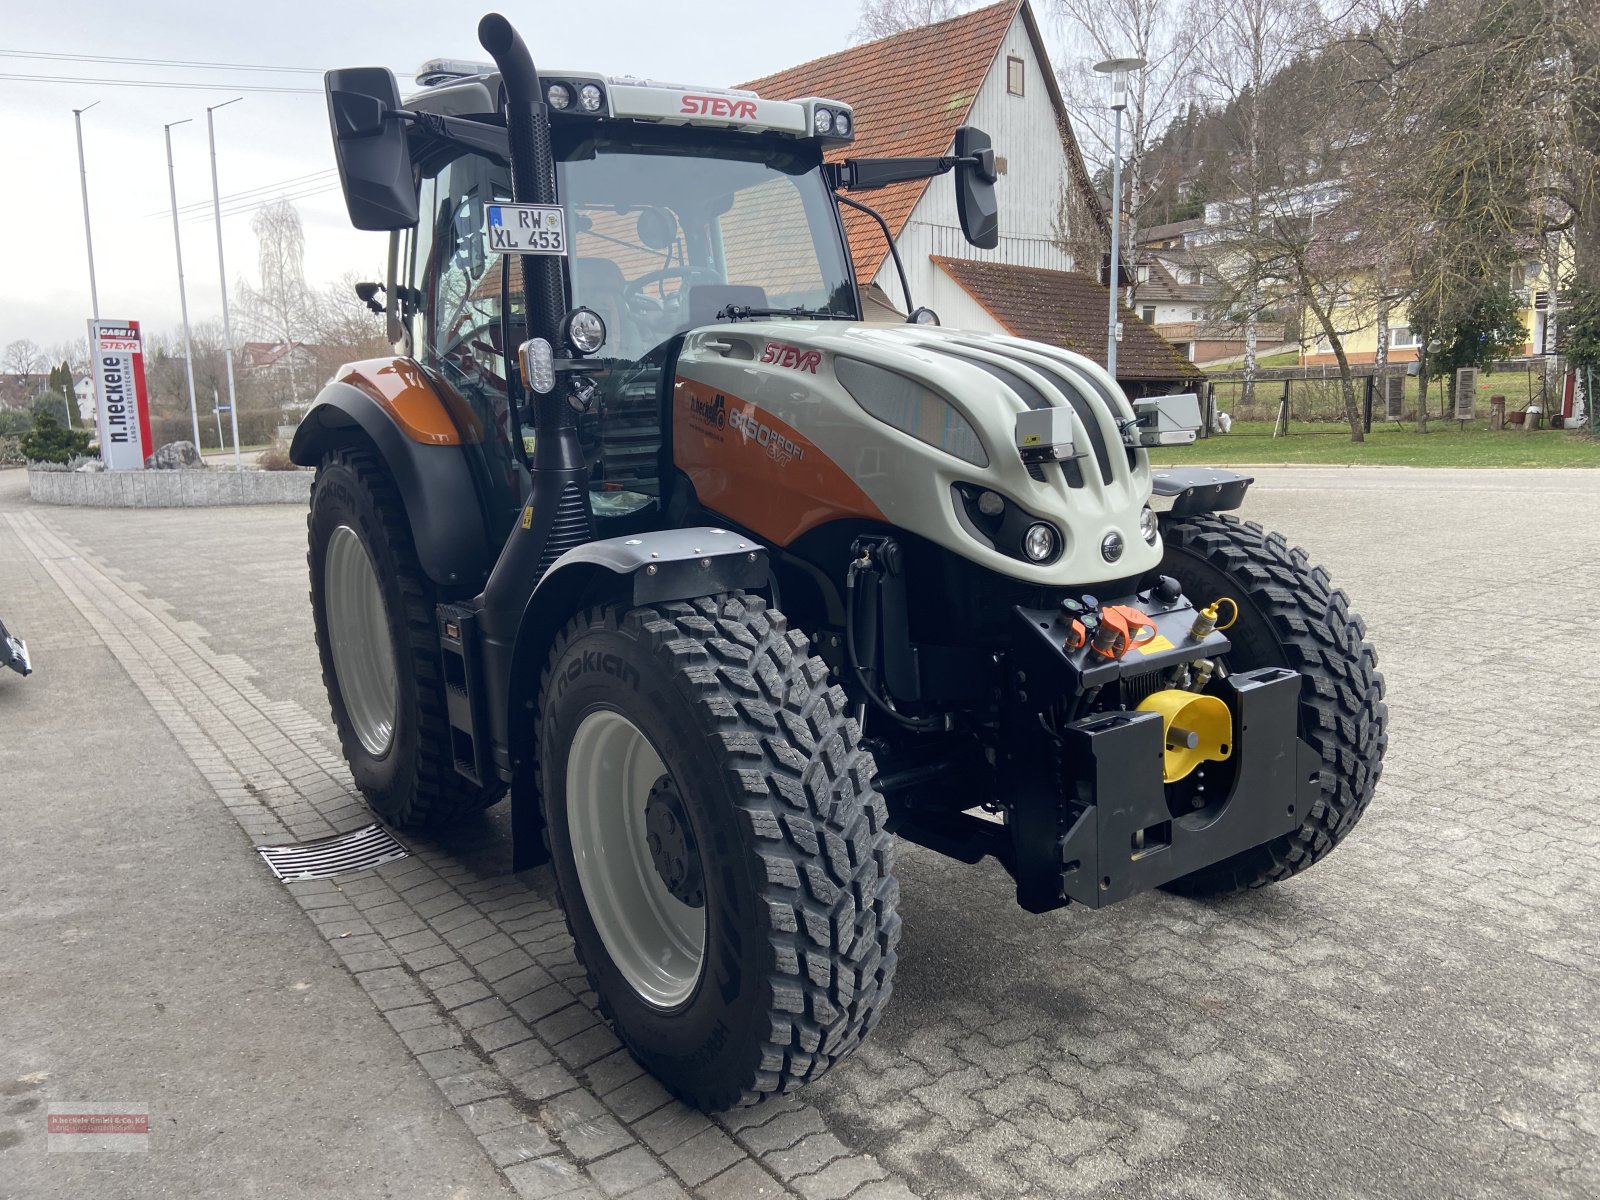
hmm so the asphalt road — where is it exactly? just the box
[2,465,1596,1199]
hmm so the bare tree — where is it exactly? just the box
[237,199,320,406]
[853,0,969,41]
[3,339,45,383]
[1189,0,1318,408]
[1051,0,1206,302]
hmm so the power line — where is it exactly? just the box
[0,71,321,94]
[183,182,344,224]
[0,49,414,77]
[151,169,339,218]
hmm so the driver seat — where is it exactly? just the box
[571,257,628,352]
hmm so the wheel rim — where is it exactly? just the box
[566,709,706,1008]
[324,524,398,757]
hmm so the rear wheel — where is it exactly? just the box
[1155,513,1386,896]
[308,446,503,830]
[539,594,899,1110]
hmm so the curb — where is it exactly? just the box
[27,467,312,507]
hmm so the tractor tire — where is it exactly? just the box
[308,445,503,830]
[1154,513,1386,897]
[538,593,899,1110]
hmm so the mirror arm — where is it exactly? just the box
[835,194,913,314]
[390,109,511,164]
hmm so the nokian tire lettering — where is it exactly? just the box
[537,593,900,1110]
[1154,513,1387,896]
[308,446,504,829]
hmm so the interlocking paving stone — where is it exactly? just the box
[662,1127,748,1188]
[586,1145,668,1197]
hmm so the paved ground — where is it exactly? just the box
[2,465,1596,1200]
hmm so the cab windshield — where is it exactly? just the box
[556,129,858,361]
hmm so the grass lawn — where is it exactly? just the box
[1149,420,1600,468]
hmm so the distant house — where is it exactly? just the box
[239,341,324,408]
[743,0,1202,397]
[1136,218,1287,365]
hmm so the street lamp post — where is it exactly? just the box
[164,119,204,452]
[1094,56,1146,383]
[207,98,245,470]
[72,102,101,319]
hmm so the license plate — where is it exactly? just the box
[484,204,567,255]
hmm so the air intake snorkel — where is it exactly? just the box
[475,12,594,642]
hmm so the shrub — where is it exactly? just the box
[256,444,301,471]
[20,410,93,465]
[0,435,24,466]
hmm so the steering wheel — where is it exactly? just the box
[626,267,719,306]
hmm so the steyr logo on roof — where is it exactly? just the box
[760,342,822,373]
[680,95,758,120]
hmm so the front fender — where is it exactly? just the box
[502,528,769,870]
[291,361,497,589]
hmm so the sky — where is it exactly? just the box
[0,0,868,356]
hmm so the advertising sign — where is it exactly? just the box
[88,319,153,470]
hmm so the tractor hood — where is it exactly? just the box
[671,320,1162,587]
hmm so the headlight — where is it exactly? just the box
[561,307,607,355]
[1139,505,1159,545]
[1023,523,1059,563]
[835,112,852,136]
[578,83,604,112]
[977,490,1004,517]
[907,306,941,326]
[814,108,834,135]
[546,83,572,110]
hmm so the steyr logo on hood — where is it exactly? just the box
[680,94,758,120]
[761,342,821,373]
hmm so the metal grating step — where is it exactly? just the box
[256,824,409,882]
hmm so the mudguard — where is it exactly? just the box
[501,528,770,870]
[1150,467,1253,516]
[290,363,497,589]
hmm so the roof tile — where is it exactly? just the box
[932,256,1204,383]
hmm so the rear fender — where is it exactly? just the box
[291,359,497,589]
[504,528,769,870]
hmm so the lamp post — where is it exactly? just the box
[1094,56,1146,382]
[164,119,204,451]
[207,98,244,470]
[72,102,101,319]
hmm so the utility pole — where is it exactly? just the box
[213,387,224,451]
[73,102,101,319]
[1094,57,1146,385]
[164,119,203,451]
[207,98,245,470]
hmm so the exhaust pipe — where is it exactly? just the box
[475,12,593,649]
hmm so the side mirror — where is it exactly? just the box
[326,67,418,231]
[954,126,998,250]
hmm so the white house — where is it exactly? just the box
[743,0,1201,394]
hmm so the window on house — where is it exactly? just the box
[1388,324,1420,349]
[1140,305,1156,323]
[1187,269,1203,285]
[1006,56,1024,96]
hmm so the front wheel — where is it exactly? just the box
[308,446,503,830]
[1155,513,1387,896]
[538,594,899,1110]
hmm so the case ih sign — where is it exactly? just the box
[88,319,153,470]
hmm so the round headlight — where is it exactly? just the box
[813,108,834,135]
[578,83,604,112]
[977,490,1004,517]
[835,112,852,136]
[1023,523,1059,563]
[546,83,572,110]
[561,307,607,356]
[907,306,941,326]
[1139,505,1159,545]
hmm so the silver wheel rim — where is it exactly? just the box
[324,524,398,757]
[566,709,706,1008]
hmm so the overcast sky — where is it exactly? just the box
[1,0,867,356]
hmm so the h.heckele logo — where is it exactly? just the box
[689,390,726,429]
[760,342,822,373]
[729,406,805,466]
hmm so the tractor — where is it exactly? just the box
[294,13,1386,1112]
